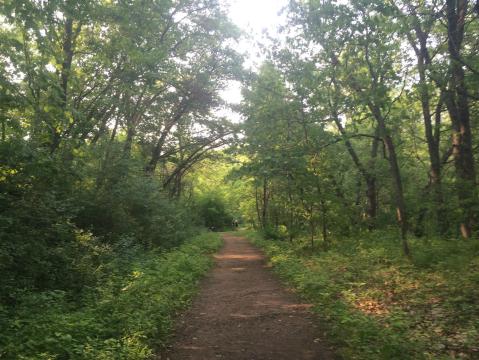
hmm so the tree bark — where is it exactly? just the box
[262,178,268,229]
[415,39,447,234]
[402,6,448,234]
[332,114,378,227]
[445,0,477,238]
[370,103,410,255]
[255,184,262,229]
[145,100,189,173]
[320,198,328,248]
[50,17,82,153]
[1,112,5,142]
[123,121,136,158]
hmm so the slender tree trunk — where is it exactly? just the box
[123,112,140,159]
[355,178,362,206]
[309,205,315,249]
[370,104,410,255]
[328,61,380,228]
[145,103,188,173]
[333,115,378,227]
[172,172,183,198]
[1,112,5,142]
[412,31,447,234]
[445,0,476,238]
[95,117,120,189]
[123,126,135,158]
[61,18,73,108]
[50,17,81,153]
[287,176,294,242]
[365,177,377,227]
[320,199,328,248]
[89,106,115,145]
[314,180,328,248]
[145,130,169,173]
[262,178,268,229]
[255,184,262,229]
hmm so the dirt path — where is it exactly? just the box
[162,233,335,360]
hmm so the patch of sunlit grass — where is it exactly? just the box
[248,231,479,359]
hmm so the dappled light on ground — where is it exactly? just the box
[165,234,335,360]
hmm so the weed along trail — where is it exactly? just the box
[163,233,334,360]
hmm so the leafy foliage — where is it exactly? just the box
[195,194,233,230]
[245,230,479,359]
[0,232,222,359]
[1,0,479,357]
[0,1,241,355]
[237,0,479,248]
[0,0,241,299]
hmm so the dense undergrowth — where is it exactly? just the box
[242,230,479,360]
[0,232,222,360]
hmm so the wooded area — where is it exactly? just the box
[0,0,478,359]
[0,1,240,357]
[1,0,241,298]
[239,0,479,249]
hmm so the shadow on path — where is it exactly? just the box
[162,233,335,360]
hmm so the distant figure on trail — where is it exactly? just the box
[233,219,239,230]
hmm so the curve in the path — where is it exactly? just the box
[163,234,335,360]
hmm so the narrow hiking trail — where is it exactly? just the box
[163,234,335,360]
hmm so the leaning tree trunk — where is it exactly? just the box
[332,113,378,228]
[370,104,410,256]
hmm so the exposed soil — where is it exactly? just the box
[161,233,336,360]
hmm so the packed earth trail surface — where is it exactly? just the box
[163,233,335,360]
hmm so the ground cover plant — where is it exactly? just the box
[243,230,479,359]
[0,232,222,359]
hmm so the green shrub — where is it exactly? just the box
[0,141,196,303]
[195,193,233,230]
[0,232,222,359]
[242,230,479,359]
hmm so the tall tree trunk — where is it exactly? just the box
[145,102,188,173]
[418,71,446,234]
[365,177,377,227]
[95,117,120,189]
[308,205,315,249]
[327,72,379,227]
[332,114,378,227]
[408,21,447,234]
[314,179,329,248]
[287,176,294,242]
[61,18,74,109]
[445,0,477,238]
[123,125,135,158]
[1,112,5,142]
[255,184,262,229]
[370,104,410,255]
[366,132,380,229]
[262,178,268,229]
[145,129,169,173]
[50,17,81,153]
[320,198,328,248]
[123,112,141,159]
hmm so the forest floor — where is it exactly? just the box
[162,233,336,360]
